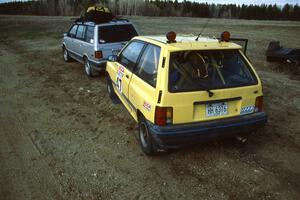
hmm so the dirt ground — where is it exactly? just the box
[0,15,299,200]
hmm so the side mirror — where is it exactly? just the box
[108,55,118,62]
[63,33,68,37]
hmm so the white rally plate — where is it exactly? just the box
[206,102,228,117]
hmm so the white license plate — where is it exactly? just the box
[206,102,228,117]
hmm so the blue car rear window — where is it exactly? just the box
[99,24,138,43]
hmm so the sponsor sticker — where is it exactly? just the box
[143,102,151,111]
[240,105,254,115]
[118,65,125,74]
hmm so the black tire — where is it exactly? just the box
[84,58,95,77]
[106,77,119,103]
[63,47,71,62]
[138,116,156,155]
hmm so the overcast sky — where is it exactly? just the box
[0,0,299,5]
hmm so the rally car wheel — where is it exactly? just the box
[138,116,156,155]
[63,47,71,62]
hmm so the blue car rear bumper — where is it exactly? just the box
[90,59,107,70]
[147,112,267,149]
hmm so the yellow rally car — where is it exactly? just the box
[106,31,267,155]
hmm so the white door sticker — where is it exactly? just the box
[116,65,125,93]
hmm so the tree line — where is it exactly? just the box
[0,0,299,21]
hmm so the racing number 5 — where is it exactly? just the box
[116,65,124,93]
[116,77,122,93]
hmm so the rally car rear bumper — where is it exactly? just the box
[147,112,267,149]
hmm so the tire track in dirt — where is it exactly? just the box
[0,106,63,200]
[0,45,63,200]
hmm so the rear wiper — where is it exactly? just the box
[191,78,214,97]
[183,69,214,97]
[183,71,213,97]
[206,89,214,97]
[173,59,214,97]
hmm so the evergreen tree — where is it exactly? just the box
[0,0,299,21]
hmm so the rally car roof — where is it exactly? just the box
[133,35,242,51]
[143,35,217,44]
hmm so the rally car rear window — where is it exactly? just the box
[168,50,258,92]
[98,24,138,43]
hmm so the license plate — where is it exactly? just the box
[206,102,228,117]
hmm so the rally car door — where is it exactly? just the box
[116,40,145,111]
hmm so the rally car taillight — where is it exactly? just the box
[255,96,264,112]
[155,106,173,126]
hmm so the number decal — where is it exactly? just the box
[116,65,125,93]
[116,77,122,93]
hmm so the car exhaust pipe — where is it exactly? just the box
[235,135,247,143]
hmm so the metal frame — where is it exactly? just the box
[229,38,248,55]
[217,37,248,54]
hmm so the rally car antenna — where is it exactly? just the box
[195,18,211,41]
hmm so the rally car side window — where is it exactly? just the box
[119,41,144,71]
[134,44,161,87]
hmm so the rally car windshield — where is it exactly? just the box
[168,50,258,92]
